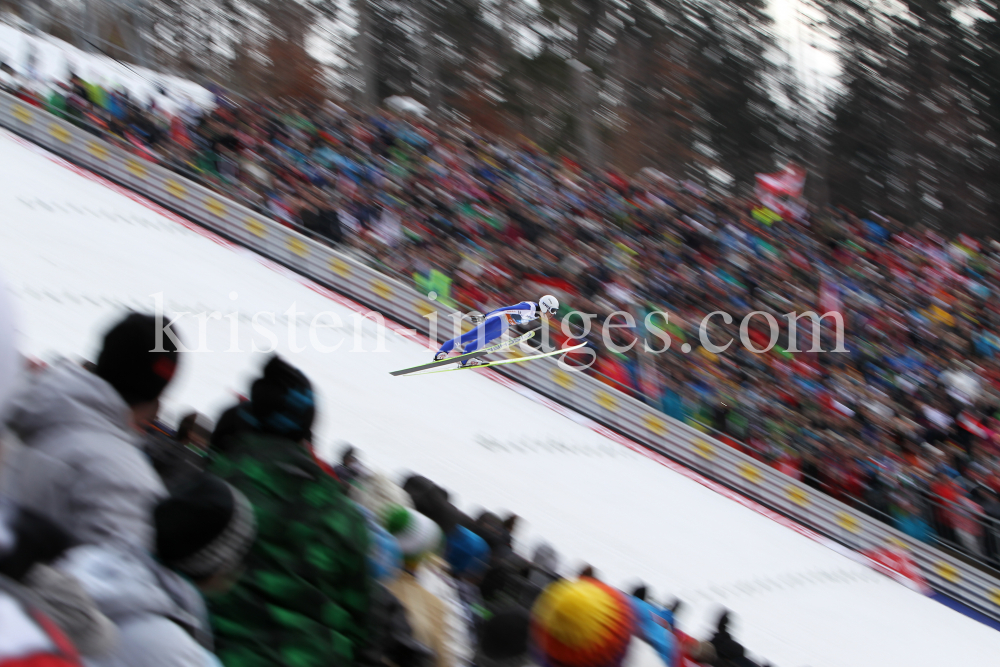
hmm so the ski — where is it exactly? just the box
[390,330,536,376]
[405,342,588,376]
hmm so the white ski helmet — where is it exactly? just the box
[539,295,559,315]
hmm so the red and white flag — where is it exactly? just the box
[756,164,807,219]
[756,163,807,198]
[959,411,988,439]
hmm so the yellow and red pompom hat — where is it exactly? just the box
[531,577,636,667]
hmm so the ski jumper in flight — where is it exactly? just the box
[435,295,559,366]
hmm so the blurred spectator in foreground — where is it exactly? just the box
[710,611,768,667]
[531,577,635,667]
[346,466,438,667]
[419,525,492,667]
[206,356,371,666]
[526,542,561,592]
[384,505,453,667]
[0,573,84,667]
[177,411,213,453]
[502,513,519,548]
[145,411,214,490]
[0,500,118,659]
[627,584,677,667]
[59,472,256,667]
[2,313,179,551]
[334,443,365,491]
[476,606,531,667]
[349,453,416,528]
[403,475,475,536]
[0,271,96,667]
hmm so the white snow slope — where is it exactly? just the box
[0,128,997,667]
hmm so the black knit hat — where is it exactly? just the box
[246,356,315,442]
[95,313,179,406]
[154,473,256,580]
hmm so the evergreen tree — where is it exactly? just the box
[685,0,782,190]
[821,0,998,232]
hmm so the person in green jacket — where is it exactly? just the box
[207,357,371,667]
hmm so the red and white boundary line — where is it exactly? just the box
[3,128,929,595]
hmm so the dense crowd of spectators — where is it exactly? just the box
[4,67,1000,571]
[0,304,769,666]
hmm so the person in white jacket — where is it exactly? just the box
[2,313,180,551]
[59,473,256,667]
[65,542,211,667]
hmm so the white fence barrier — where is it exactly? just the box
[4,90,1000,621]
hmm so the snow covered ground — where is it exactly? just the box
[1,128,998,666]
[0,20,214,112]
